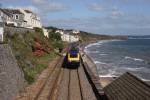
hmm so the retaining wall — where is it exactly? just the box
[4,26,35,35]
[0,44,25,100]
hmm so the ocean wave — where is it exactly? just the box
[94,61,107,65]
[141,78,150,82]
[123,67,143,71]
[99,54,108,56]
[90,51,99,53]
[128,37,150,39]
[125,56,144,62]
[85,40,120,49]
[99,74,118,78]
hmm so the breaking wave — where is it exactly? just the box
[125,56,144,62]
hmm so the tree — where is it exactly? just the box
[49,32,61,41]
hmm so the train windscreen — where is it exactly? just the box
[70,54,78,58]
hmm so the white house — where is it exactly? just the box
[0,8,17,26]
[61,34,79,42]
[20,9,42,29]
[55,29,64,35]
[0,8,26,27]
[43,28,49,38]
[72,30,80,34]
[0,16,4,42]
[56,29,79,42]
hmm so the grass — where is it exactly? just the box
[24,53,56,84]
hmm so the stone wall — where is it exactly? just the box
[0,44,25,100]
[4,26,35,35]
[81,52,99,77]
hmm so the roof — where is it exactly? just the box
[1,9,23,15]
[0,8,12,17]
[24,10,33,13]
[104,72,150,100]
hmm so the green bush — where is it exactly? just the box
[52,41,63,49]
[34,27,43,34]
[49,32,61,41]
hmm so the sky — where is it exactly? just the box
[0,0,150,35]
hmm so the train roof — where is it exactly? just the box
[69,49,79,54]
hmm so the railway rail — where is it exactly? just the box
[34,57,64,100]
[57,61,98,100]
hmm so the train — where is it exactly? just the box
[67,47,80,66]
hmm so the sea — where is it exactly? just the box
[84,36,150,81]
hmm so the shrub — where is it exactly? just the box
[49,32,61,41]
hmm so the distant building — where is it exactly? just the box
[43,28,49,38]
[55,29,79,42]
[55,29,64,35]
[72,30,80,34]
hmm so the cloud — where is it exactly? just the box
[87,3,104,12]
[31,0,69,13]
[7,5,38,13]
[111,10,124,19]
[47,14,150,35]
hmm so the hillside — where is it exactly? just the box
[45,26,127,44]
[79,31,127,43]
[4,27,63,84]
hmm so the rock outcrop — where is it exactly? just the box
[0,44,25,100]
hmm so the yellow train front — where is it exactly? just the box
[67,49,80,67]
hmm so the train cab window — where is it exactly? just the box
[70,54,78,58]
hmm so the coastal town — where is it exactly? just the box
[0,8,80,43]
[0,7,150,100]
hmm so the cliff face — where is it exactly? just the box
[0,44,25,100]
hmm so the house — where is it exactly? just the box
[0,8,13,23]
[1,8,25,27]
[0,8,42,29]
[56,29,79,42]
[55,29,64,35]
[0,16,4,42]
[43,28,49,38]
[72,30,80,34]
[20,9,42,29]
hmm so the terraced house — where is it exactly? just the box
[1,9,25,27]
[20,9,42,28]
[0,8,42,29]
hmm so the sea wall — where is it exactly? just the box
[81,52,99,77]
[0,44,25,100]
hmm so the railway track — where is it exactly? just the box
[16,53,102,100]
[57,62,97,100]
[34,57,64,100]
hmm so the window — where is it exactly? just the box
[0,22,3,27]
[15,15,19,20]
[70,54,78,58]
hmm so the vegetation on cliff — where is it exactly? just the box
[79,31,127,43]
[4,27,64,84]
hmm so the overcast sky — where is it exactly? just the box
[1,0,150,35]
